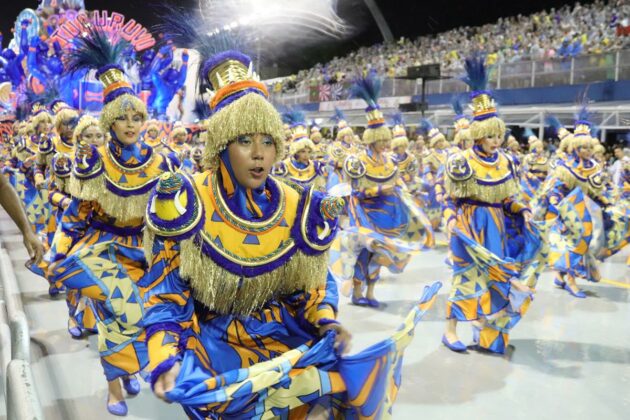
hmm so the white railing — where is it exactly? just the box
[270,49,630,105]
[0,245,44,419]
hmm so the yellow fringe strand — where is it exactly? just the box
[470,117,506,141]
[67,172,152,222]
[203,94,285,170]
[179,238,328,316]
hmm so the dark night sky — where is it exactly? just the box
[1,0,594,75]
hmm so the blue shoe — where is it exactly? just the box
[351,296,369,306]
[442,335,467,353]
[553,276,566,288]
[48,285,63,297]
[366,298,380,308]
[563,283,586,299]
[107,399,128,416]
[122,376,140,395]
[68,326,83,339]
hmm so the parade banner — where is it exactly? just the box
[50,10,156,52]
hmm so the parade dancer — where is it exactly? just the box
[140,20,441,413]
[539,106,630,298]
[331,70,433,307]
[442,56,544,354]
[49,29,177,416]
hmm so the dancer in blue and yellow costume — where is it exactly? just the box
[545,114,573,169]
[29,105,53,236]
[420,119,449,230]
[390,113,420,191]
[274,110,328,191]
[48,29,177,416]
[51,115,104,339]
[451,96,473,151]
[520,138,549,204]
[140,25,441,415]
[309,120,327,161]
[538,107,630,298]
[42,100,80,247]
[168,124,191,160]
[441,57,546,354]
[142,119,165,150]
[326,108,357,191]
[329,70,433,308]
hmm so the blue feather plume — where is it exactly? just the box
[417,118,434,136]
[193,98,211,121]
[545,114,564,135]
[576,104,590,125]
[65,26,132,74]
[451,95,466,116]
[388,112,405,127]
[591,125,600,140]
[281,108,305,127]
[523,128,535,139]
[461,55,488,93]
[329,107,347,123]
[348,69,382,109]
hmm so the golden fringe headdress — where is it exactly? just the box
[462,56,505,140]
[309,120,322,142]
[529,139,544,153]
[451,96,470,145]
[144,120,161,133]
[289,137,315,156]
[71,115,101,146]
[169,125,188,141]
[390,113,409,149]
[201,51,284,170]
[349,70,391,145]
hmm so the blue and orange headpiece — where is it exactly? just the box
[201,50,284,169]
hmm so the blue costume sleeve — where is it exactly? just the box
[284,270,339,334]
[141,237,195,380]
[50,198,92,262]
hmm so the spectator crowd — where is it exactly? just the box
[272,0,630,93]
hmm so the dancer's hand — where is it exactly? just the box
[154,362,181,403]
[23,230,43,264]
[522,210,533,223]
[319,323,352,355]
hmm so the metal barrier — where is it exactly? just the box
[0,246,44,419]
[270,49,630,105]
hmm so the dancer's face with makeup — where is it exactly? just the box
[479,135,501,154]
[111,109,144,146]
[227,133,277,189]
